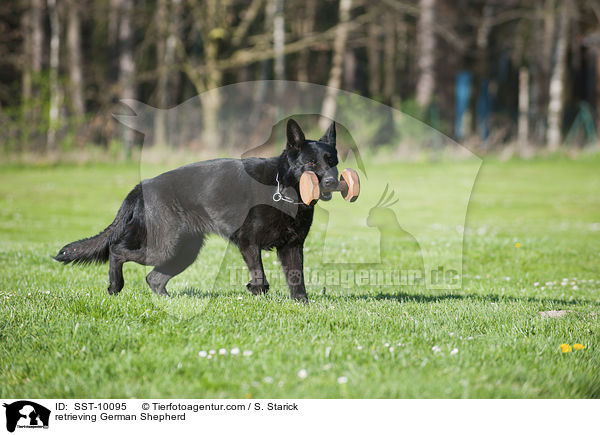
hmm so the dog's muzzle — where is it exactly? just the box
[319,175,337,201]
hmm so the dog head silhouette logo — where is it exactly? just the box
[3,401,50,432]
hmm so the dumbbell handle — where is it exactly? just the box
[320,179,349,193]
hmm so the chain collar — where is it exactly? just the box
[272,173,303,204]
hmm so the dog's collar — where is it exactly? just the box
[273,173,303,205]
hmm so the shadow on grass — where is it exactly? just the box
[170,286,599,309]
[174,287,220,298]
[324,290,600,308]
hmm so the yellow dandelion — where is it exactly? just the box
[573,343,585,351]
[515,243,521,248]
[559,343,572,353]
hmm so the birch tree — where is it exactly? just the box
[320,0,352,130]
[47,0,61,150]
[546,2,569,150]
[67,0,84,116]
[415,0,435,108]
[118,0,136,152]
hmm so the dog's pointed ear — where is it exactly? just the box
[320,121,336,147]
[286,119,306,151]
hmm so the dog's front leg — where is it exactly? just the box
[240,244,269,295]
[277,243,308,302]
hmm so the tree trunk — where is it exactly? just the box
[108,0,119,42]
[383,13,396,103]
[31,0,43,75]
[343,48,356,90]
[47,0,61,151]
[154,0,169,148]
[118,0,136,154]
[199,0,223,153]
[166,0,181,107]
[518,67,530,150]
[21,5,32,104]
[30,0,44,140]
[273,0,285,80]
[472,3,493,142]
[415,0,435,108]
[531,0,555,145]
[67,0,85,116]
[320,0,352,130]
[297,0,316,83]
[546,3,568,151]
[367,21,381,98]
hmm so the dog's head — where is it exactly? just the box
[284,119,339,201]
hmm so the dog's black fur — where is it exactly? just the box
[54,119,339,301]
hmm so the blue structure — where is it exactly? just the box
[455,71,472,140]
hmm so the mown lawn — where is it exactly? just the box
[1,156,599,398]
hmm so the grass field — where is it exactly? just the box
[1,156,599,398]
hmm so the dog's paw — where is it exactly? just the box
[151,288,170,297]
[107,286,121,295]
[291,292,309,303]
[246,282,269,295]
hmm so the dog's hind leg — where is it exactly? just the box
[106,244,152,295]
[107,245,125,295]
[146,270,172,296]
[146,235,204,296]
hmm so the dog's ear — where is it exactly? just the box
[319,121,336,147]
[286,119,305,151]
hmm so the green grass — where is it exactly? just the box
[1,157,599,398]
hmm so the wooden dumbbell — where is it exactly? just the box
[299,168,360,206]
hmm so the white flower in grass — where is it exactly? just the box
[177,362,183,369]
[356,345,363,350]
[337,376,348,384]
[572,285,579,290]
[198,351,208,358]
[243,350,253,357]
[298,369,308,379]
[534,282,539,286]
[389,347,395,353]
[231,347,240,355]
[325,346,331,358]
[209,349,216,355]
[264,377,273,383]
[449,332,455,337]
[432,346,441,353]
[450,348,459,355]
[219,348,227,355]
[384,342,390,347]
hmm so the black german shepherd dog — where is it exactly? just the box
[55,119,339,302]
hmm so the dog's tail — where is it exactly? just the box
[54,184,143,265]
